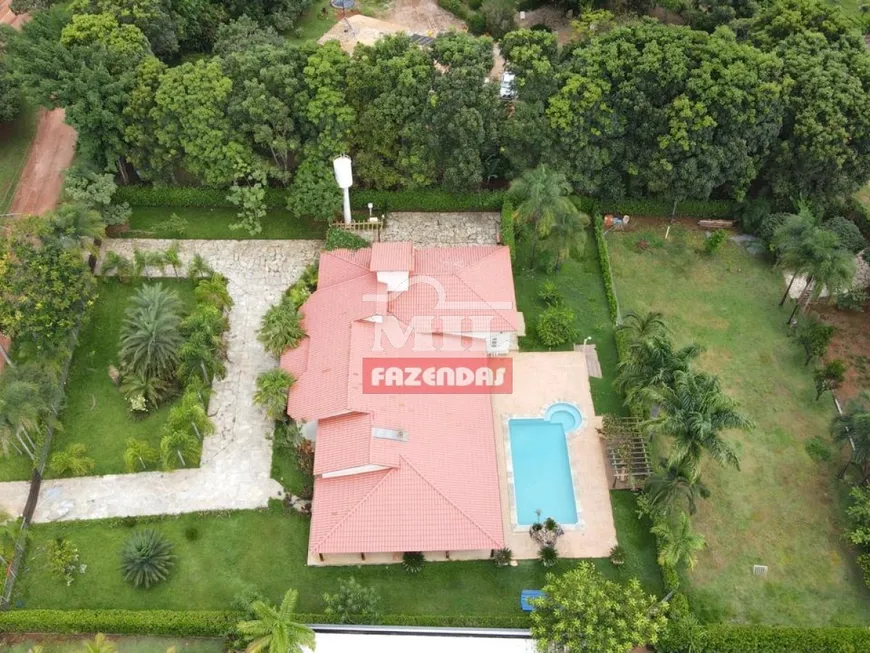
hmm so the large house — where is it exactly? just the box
[280,241,524,564]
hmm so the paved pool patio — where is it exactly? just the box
[491,351,618,559]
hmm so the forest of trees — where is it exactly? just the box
[2,0,869,213]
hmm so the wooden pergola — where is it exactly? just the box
[598,416,652,490]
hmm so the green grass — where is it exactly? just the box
[284,0,390,45]
[1,635,223,653]
[513,232,625,416]
[15,491,659,614]
[608,227,870,625]
[0,279,199,482]
[127,207,326,240]
[0,104,39,214]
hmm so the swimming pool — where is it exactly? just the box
[508,415,579,526]
[545,402,584,433]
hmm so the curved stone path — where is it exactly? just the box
[0,239,321,522]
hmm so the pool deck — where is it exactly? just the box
[491,351,618,559]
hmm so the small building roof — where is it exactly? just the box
[369,242,415,272]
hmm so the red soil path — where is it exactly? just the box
[3,1,77,217]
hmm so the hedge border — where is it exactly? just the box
[0,610,531,635]
[592,214,619,324]
[660,624,870,653]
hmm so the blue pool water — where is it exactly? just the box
[509,417,579,526]
[545,402,584,433]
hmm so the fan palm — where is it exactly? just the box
[119,284,185,380]
[160,429,200,470]
[616,310,670,343]
[123,438,159,472]
[614,336,701,409]
[832,394,870,481]
[49,444,96,477]
[258,300,306,357]
[641,370,753,473]
[537,208,590,270]
[651,511,706,571]
[509,165,579,269]
[255,369,296,421]
[236,588,316,653]
[645,458,710,516]
[195,273,233,312]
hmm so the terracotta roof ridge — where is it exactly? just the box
[311,467,396,553]
[451,267,519,331]
[454,246,504,277]
[399,455,503,548]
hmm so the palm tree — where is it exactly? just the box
[236,588,316,653]
[616,310,670,343]
[832,395,870,481]
[509,165,580,269]
[165,242,182,278]
[0,362,59,459]
[255,369,296,421]
[119,283,185,380]
[181,304,228,350]
[195,273,233,313]
[772,209,818,306]
[177,331,227,385]
[47,202,105,250]
[124,438,159,472]
[614,336,701,410]
[166,389,215,441]
[641,370,753,473]
[645,458,710,516]
[187,253,215,280]
[537,208,590,270]
[120,369,169,408]
[160,429,200,470]
[79,634,116,653]
[787,230,856,323]
[49,443,96,477]
[258,300,306,357]
[651,512,706,571]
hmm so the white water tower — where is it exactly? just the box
[333,155,353,224]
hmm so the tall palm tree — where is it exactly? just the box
[119,283,185,380]
[177,331,227,385]
[832,395,870,481]
[49,443,96,477]
[772,209,818,306]
[616,310,670,343]
[237,588,316,653]
[641,370,753,473]
[509,165,579,269]
[255,369,296,421]
[166,389,215,441]
[614,336,701,410]
[645,458,710,516]
[787,230,856,323]
[651,511,706,571]
[259,300,306,357]
[0,362,56,459]
[537,208,590,270]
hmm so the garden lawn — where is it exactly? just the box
[126,207,326,240]
[608,227,870,625]
[16,491,660,614]
[1,635,222,653]
[0,105,38,214]
[514,233,624,416]
[46,279,198,478]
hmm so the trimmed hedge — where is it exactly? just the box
[501,200,516,262]
[0,610,530,634]
[593,214,619,324]
[660,624,870,653]
[598,198,732,219]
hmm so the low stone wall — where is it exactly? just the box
[383,212,499,246]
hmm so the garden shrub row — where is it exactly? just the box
[598,198,733,219]
[592,214,619,324]
[660,623,870,652]
[0,610,530,634]
[501,199,515,262]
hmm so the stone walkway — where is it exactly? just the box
[383,212,499,245]
[0,239,321,522]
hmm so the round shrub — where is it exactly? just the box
[538,544,558,567]
[824,216,867,254]
[756,212,789,244]
[494,547,513,567]
[184,526,199,542]
[120,529,176,589]
[402,551,425,573]
[536,306,577,347]
[467,12,486,35]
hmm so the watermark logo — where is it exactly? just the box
[362,357,513,394]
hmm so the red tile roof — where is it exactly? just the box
[369,242,414,272]
[281,242,520,556]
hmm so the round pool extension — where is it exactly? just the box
[545,402,584,433]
